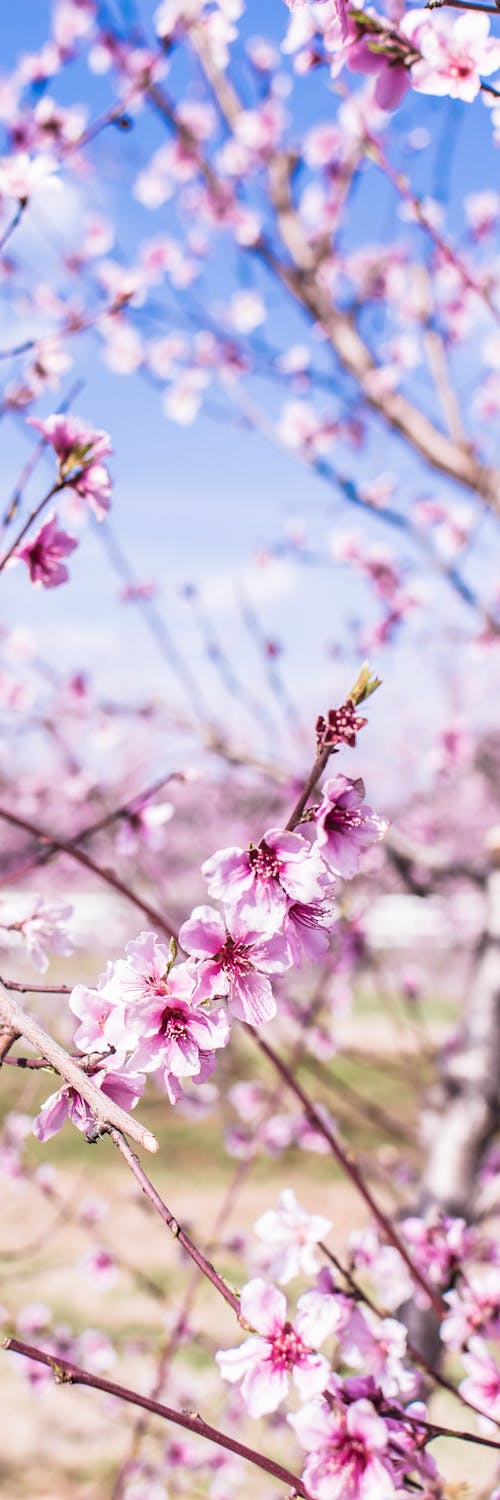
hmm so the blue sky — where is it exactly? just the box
[1,0,500,798]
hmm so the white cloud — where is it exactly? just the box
[199,558,297,616]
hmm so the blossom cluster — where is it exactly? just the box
[32,759,386,1140]
[212,1191,437,1498]
[0,894,74,972]
[284,0,500,111]
[13,414,113,590]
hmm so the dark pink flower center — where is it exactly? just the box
[29,541,46,567]
[221,937,253,975]
[316,700,367,749]
[324,802,362,834]
[249,840,280,883]
[450,56,473,77]
[143,971,170,998]
[323,1434,368,1478]
[270,1322,305,1369]
[160,1006,189,1041]
[290,900,327,929]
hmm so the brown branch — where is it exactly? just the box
[0,985,158,1153]
[1,1338,313,1496]
[0,978,73,994]
[109,1129,240,1313]
[286,745,331,829]
[5,1337,500,1457]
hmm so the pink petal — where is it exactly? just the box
[347,1399,389,1452]
[240,1278,288,1336]
[293,1351,330,1401]
[242,1357,290,1417]
[216,1335,268,1383]
[179,905,225,957]
[228,969,277,1027]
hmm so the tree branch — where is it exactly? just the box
[0,804,178,939]
[1,1338,313,1496]
[0,985,158,1153]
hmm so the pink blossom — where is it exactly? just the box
[82,213,115,258]
[25,338,72,397]
[15,511,78,589]
[278,400,338,458]
[342,1308,416,1400]
[402,9,500,102]
[259,1112,297,1156]
[52,0,95,54]
[70,460,112,520]
[78,1248,119,1291]
[101,320,144,380]
[246,36,279,71]
[179,905,291,1026]
[203,828,327,934]
[0,895,73,971]
[28,415,112,517]
[346,35,411,112]
[75,1328,116,1375]
[229,1080,266,1123]
[465,190,500,239]
[349,1229,413,1312]
[315,776,387,879]
[130,992,230,1104]
[442,1268,500,1349]
[399,1212,475,1287]
[228,290,266,332]
[459,1338,500,1425]
[254,1189,332,1283]
[102,930,181,1012]
[0,151,61,199]
[32,1066,146,1143]
[69,963,120,1052]
[101,934,231,1103]
[216,1278,330,1416]
[234,99,285,158]
[163,370,209,425]
[284,895,336,965]
[290,1395,396,1500]
[116,798,174,853]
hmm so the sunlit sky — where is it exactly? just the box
[1,0,499,794]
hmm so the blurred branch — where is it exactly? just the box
[384,825,486,890]
[0,803,178,939]
[187,29,500,518]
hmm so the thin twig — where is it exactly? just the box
[0,199,26,255]
[0,804,178,939]
[250,1027,446,1320]
[0,481,62,573]
[109,1129,240,1313]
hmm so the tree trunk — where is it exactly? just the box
[401,832,500,1362]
